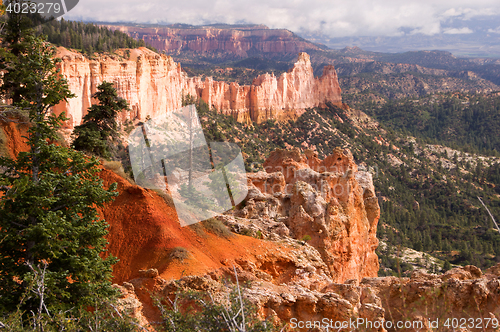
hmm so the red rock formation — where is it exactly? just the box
[101,25,321,58]
[54,48,342,127]
[120,262,500,331]
[0,113,30,159]
[197,52,342,123]
[361,265,500,331]
[98,166,304,285]
[245,148,380,282]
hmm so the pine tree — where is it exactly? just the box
[72,81,129,158]
[443,260,452,272]
[0,1,35,104]
[0,14,118,314]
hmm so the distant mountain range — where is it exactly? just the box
[299,32,500,58]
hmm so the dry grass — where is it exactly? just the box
[169,247,190,262]
[202,218,234,239]
[188,222,207,238]
[102,160,135,184]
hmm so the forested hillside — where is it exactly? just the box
[362,92,500,156]
[35,19,154,55]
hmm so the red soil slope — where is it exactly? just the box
[99,168,282,284]
[0,119,30,158]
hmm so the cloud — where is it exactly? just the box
[442,6,500,19]
[64,0,500,38]
[443,27,474,34]
[488,27,500,33]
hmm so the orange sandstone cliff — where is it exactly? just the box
[243,148,380,281]
[99,148,379,286]
[102,148,500,329]
[54,48,342,127]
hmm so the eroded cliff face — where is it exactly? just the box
[101,24,321,58]
[197,52,342,123]
[238,147,380,282]
[53,47,188,128]
[54,48,342,127]
[97,147,378,285]
[103,147,500,330]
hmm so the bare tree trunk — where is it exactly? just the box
[478,196,500,234]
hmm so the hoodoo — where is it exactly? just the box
[54,48,342,127]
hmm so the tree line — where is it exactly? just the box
[35,18,155,56]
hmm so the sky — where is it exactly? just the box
[65,0,500,38]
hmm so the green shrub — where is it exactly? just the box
[124,120,135,134]
[301,235,312,242]
[0,273,142,331]
[239,228,256,238]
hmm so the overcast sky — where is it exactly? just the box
[64,0,500,38]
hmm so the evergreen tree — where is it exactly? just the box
[203,164,241,208]
[72,81,129,158]
[0,14,118,314]
[179,183,213,211]
[0,1,35,104]
[443,260,452,272]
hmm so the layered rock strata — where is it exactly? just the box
[53,48,342,127]
[101,24,322,58]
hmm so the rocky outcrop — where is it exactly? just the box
[118,263,500,331]
[361,265,500,331]
[233,148,380,282]
[101,24,321,59]
[0,107,30,159]
[114,283,150,328]
[54,48,342,127]
[196,52,342,123]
